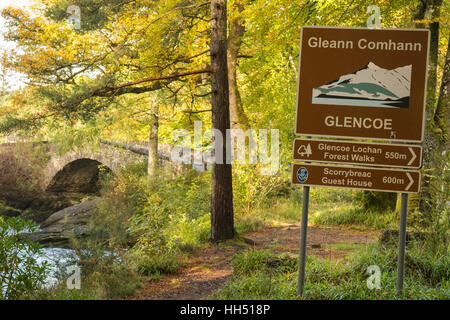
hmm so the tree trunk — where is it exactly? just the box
[210,0,235,242]
[227,0,249,130]
[147,96,159,181]
[414,0,442,112]
[433,36,450,151]
[413,0,442,214]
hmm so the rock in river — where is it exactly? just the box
[24,198,100,248]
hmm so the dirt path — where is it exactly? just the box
[129,224,379,300]
[247,224,378,260]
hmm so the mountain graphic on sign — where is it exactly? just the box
[312,62,411,108]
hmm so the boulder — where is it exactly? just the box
[24,198,100,248]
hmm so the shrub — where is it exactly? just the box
[0,217,49,300]
[0,143,48,203]
[356,191,397,212]
[80,253,140,299]
[55,163,147,300]
[231,250,297,277]
[232,165,292,215]
[133,250,182,280]
[72,162,211,296]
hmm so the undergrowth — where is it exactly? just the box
[214,242,449,300]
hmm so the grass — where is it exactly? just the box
[311,206,398,229]
[134,252,184,280]
[213,243,449,300]
[326,243,366,251]
[215,180,448,301]
[217,188,448,301]
[236,188,352,225]
[236,187,400,231]
[235,214,266,234]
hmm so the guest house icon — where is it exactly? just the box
[297,167,308,183]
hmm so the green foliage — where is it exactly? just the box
[75,251,140,299]
[132,250,182,281]
[247,187,384,229]
[130,167,212,250]
[58,163,146,299]
[215,244,449,300]
[0,142,48,199]
[0,0,448,301]
[357,191,397,212]
[232,250,297,277]
[416,151,450,254]
[235,215,265,235]
[32,284,96,300]
[0,217,49,300]
[311,206,398,229]
[213,272,297,300]
[213,250,298,300]
[75,163,212,293]
[45,0,130,32]
[34,246,140,300]
[86,171,146,250]
[233,165,292,215]
[168,214,211,248]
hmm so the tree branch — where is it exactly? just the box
[106,68,212,91]
[158,50,210,72]
[182,109,212,114]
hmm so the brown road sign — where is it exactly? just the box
[295,26,429,142]
[292,163,420,193]
[293,139,422,168]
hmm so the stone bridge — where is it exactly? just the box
[0,139,208,193]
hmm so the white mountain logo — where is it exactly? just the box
[312,62,411,108]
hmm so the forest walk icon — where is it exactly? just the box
[312,62,412,108]
[298,144,312,157]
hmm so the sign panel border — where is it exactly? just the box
[291,163,421,194]
[292,138,423,169]
[294,26,430,143]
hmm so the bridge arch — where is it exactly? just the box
[46,158,113,194]
[42,144,146,191]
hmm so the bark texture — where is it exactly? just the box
[148,97,159,180]
[210,0,235,241]
[227,0,250,130]
[434,36,450,150]
[413,0,443,213]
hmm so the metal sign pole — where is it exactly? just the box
[297,185,310,298]
[396,193,408,295]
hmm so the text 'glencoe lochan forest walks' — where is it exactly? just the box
[0,0,448,314]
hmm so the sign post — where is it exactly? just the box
[297,186,310,298]
[292,26,429,298]
[397,193,408,295]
